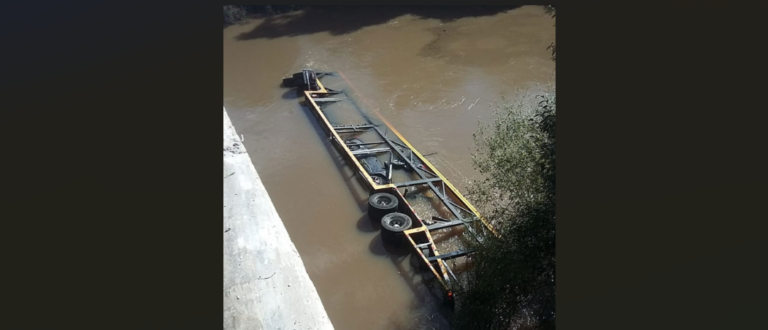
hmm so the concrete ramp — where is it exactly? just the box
[224,107,335,330]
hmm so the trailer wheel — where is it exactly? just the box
[381,212,412,245]
[368,192,398,224]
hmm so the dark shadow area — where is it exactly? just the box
[385,238,412,256]
[382,298,453,330]
[356,212,379,232]
[236,5,527,41]
[384,251,454,330]
[368,234,388,256]
[369,234,412,257]
[357,196,369,212]
[281,88,299,100]
[297,100,369,213]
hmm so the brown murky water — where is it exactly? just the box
[224,6,554,329]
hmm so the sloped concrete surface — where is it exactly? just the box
[224,107,334,330]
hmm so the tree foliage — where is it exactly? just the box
[453,7,555,328]
[453,90,556,330]
[223,5,248,27]
[546,5,556,62]
[224,5,309,27]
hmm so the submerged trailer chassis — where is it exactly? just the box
[282,69,497,309]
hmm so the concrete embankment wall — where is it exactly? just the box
[224,107,335,330]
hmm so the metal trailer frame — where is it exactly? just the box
[284,69,499,304]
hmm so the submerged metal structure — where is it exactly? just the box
[282,69,497,307]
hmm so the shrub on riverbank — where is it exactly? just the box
[223,5,247,27]
[453,90,556,330]
[224,5,308,27]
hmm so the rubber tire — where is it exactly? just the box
[282,77,296,87]
[381,212,412,245]
[368,192,398,224]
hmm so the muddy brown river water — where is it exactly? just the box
[224,6,555,329]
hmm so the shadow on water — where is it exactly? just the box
[297,98,369,213]
[356,213,379,232]
[368,234,411,257]
[368,234,388,256]
[374,237,454,330]
[379,294,454,330]
[281,88,299,100]
[236,5,527,41]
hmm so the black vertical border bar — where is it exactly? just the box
[2,3,224,330]
[561,3,765,330]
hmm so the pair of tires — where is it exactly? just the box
[368,192,412,245]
